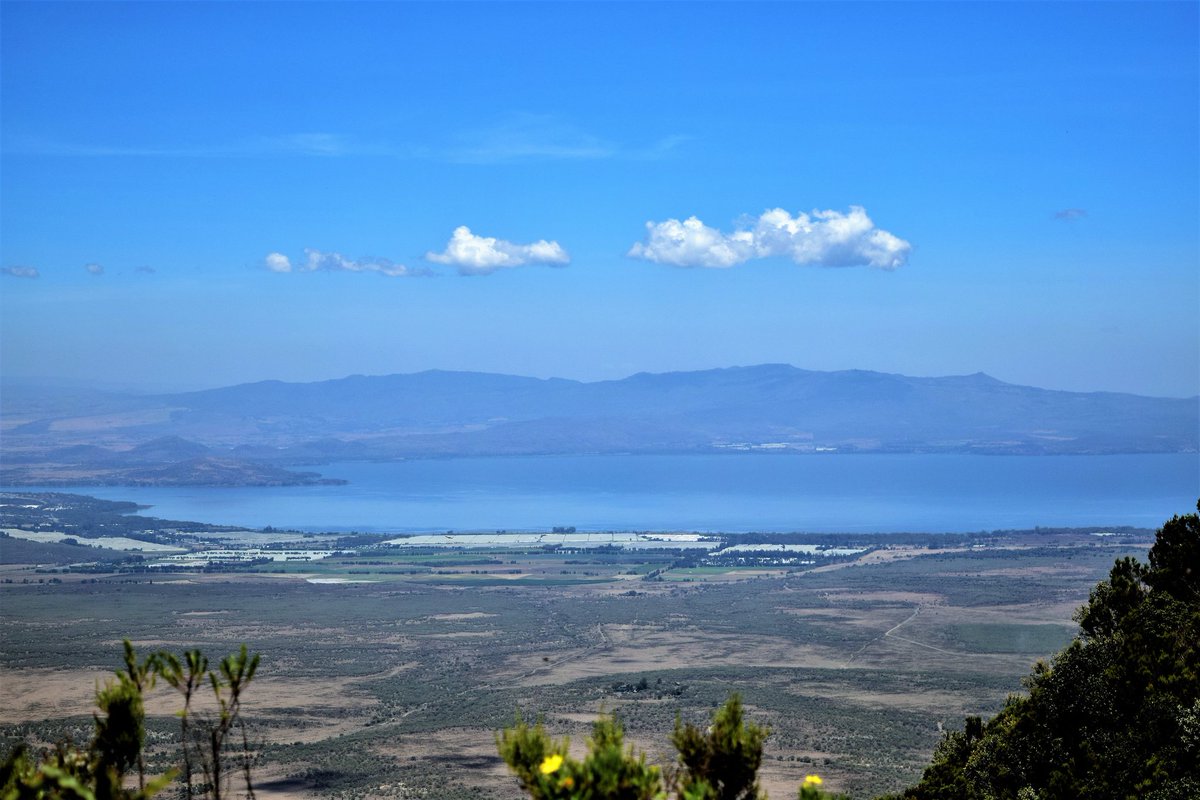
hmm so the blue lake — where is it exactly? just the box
[12,453,1199,534]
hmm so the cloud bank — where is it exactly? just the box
[2,266,40,279]
[264,250,423,277]
[426,226,570,276]
[628,206,911,270]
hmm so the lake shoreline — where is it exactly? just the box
[4,453,1194,535]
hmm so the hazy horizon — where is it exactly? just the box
[4,361,1200,401]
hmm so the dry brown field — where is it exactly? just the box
[1,535,1150,799]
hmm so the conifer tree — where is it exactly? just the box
[883,502,1200,800]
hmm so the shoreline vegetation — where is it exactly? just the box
[0,455,345,488]
[3,454,1194,538]
[0,490,1156,577]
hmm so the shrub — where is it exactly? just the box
[885,502,1200,799]
[498,694,843,800]
[1,642,260,800]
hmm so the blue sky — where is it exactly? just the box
[2,1,1197,396]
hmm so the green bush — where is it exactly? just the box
[884,502,1200,799]
[496,712,663,800]
[2,642,260,800]
[671,694,767,800]
[497,694,844,800]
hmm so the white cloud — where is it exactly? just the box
[627,217,750,269]
[426,226,570,276]
[302,249,417,277]
[264,249,424,277]
[1054,208,1087,222]
[84,263,104,275]
[264,252,292,273]
[628,206,911,270]
[1,266,39,279]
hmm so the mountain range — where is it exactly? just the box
[1,365,1196,486]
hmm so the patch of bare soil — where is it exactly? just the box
[819,590,946,605]
[0,669,379,739]
[701,569,790,581]
[808,547,970,573]
[783,681,980,713]
[0,668,111,724]
[946,565,1094,578]
[373,726,514,797]
[426,631,498,638]
[914,602,1082,626]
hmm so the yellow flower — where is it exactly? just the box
[540,753,564,774]
[803,774,824,786]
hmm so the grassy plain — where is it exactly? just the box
[0,529,1151,799]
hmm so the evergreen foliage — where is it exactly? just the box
[498,695,841,800]
[497,713,664,800]
[884,503,1200,799]
[1,642,259,800]
[671,694,767,800]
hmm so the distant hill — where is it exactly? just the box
[161,365,1199,455]
[1,365,1196,485]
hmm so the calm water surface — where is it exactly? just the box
[12,453,1198,533]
